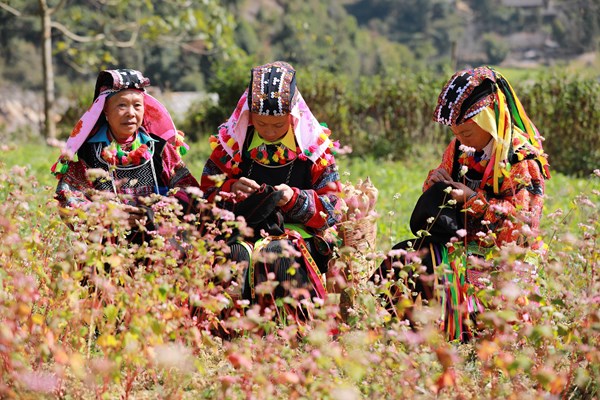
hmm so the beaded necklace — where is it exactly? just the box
[101,134,153,166]
[246,143,299,166]
[244,126,300,166]
[458,139,494,175]
[458,151,489,174]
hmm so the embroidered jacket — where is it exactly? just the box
[55,129,200,213]
[424,138,545,248]
[201,128,342,232]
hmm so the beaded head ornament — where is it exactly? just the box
[433,66,550,193]
[52,69,187,176]
[212,61,340,173]
[248,61,297,116]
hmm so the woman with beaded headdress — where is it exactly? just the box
[372,66,550,342]
[52,69,200,245]
[200,61,343,321]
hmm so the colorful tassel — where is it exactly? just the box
[51,160,69,177]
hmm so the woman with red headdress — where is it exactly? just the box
[200,61,343,321]
[52,69,200,245]
[372,66,551,341]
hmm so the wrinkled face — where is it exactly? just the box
[104,90,144,142]
[450,118,493,151]
[251,113,291,142]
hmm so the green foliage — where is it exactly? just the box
[2,0,600,98]
[518,71,600,176]
[552,0,600,53]
[182,66,446,156]
[347,0,464,65]
[182,66,599,176]
[482,33,510,65]
[0,38,43,90]
[0,0,239,93]
[178,55,255,141]
[466,0,518,36]
[298,68,445,159]
[57,89,94,140]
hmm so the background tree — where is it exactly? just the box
[0,0,238,139]
[552,0,600,54]
[345,0,465,65]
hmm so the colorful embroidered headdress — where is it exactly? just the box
[433,66,550,193]
[52,69,187,176]
[248,61,297,116]
[211,61,339,173]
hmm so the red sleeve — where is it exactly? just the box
[280,148,342,230]
[464,159,545,247]
[200,141,239,203]
[423,139,457,192]
[54,159,94,209]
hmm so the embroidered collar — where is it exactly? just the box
[480,139,494,160]
[88,124,156,145]
[89,124,155,166]
[248,126,297,152]
[245,128,300,166]
[458,138,495,177]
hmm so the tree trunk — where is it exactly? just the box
[39,0,56,140]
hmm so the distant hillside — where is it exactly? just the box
[341,0,599,68]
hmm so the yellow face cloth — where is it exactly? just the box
[249,126,297,152]
[470,101,512,193]
[471,106,498,141]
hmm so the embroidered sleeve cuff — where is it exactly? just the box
[221,179,236,193]
[281,187,300,212]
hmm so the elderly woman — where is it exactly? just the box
[52,69,200,244]
[200,61,342,319]
[373,66,550,341]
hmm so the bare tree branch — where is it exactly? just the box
[50,21,105,42]
[51,20,140,47]
[179,41,219,55]
[63,58,89,74]
[107,22,140,34]
[104,27,139,48]
[96,0,121,6]
[0,2,23,17]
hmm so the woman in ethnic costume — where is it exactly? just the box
[372,66,550,341]
[200,61,342,320]
[53,69,200,245]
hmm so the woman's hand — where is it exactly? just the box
[427,168,453,185]
[232,177,260,199]
[427,169,476,204]
[446,181,476,204]
[274,184,294,207]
